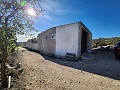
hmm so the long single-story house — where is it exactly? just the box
[37,21,92,59]
[26,38,38,50]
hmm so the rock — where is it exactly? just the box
[6,64,14,69]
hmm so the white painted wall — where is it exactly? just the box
[56,23,79,57]
[26,42,38,50]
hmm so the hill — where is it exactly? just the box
[92,37,120,48]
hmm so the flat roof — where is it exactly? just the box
[39,21,91,35]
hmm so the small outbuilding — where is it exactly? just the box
[38,22,92,59]
[26,38,38,50]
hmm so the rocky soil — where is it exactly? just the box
[11,49,120,90]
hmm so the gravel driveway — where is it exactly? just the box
[17,50,120,90]
[44,51,120,80]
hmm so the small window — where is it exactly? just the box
[51,34,56,39]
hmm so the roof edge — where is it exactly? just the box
[39,21,91,34]
[79,21,91,34]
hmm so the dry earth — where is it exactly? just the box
[16,49,120,90]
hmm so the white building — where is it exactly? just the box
[26,38,38,50]
[37,22,92,59]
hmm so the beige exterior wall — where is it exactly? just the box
[79,23,92,52]
[87,32,92,50]
[38,27,56,55]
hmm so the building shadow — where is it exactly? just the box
[41,52,120,80]
[26,48,120,80]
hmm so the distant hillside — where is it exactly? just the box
[17,42,26,46]
[92,37,120,48]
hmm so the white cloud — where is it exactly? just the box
[41,14,54,20]
[16,31,40,42]
[40,0,65,20]
[40,0,86,20]
[16,35,31,42]
[42,0,62,14]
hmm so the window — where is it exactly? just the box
[51,34,56,39]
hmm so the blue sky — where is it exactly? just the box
[35,0,120,39]
[18,0,120,42]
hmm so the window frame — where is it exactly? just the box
[51,34,56,39]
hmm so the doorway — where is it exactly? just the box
[81,29,88,54]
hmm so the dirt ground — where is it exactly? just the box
[16,49,120,90]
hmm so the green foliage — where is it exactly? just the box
[0,0,42,55]
[92,37,120,48]
[21,0,27,6]
[0,0,42,88]
[0,27,17,56]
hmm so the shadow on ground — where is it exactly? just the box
[41,51,120,80]
[25,48,120,80]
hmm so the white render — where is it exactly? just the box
[56,23,80,57]
[26,22,92,59]
[26,42,38,50]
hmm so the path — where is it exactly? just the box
[18,50,120,90]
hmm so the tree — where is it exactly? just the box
[0,0,42,88]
